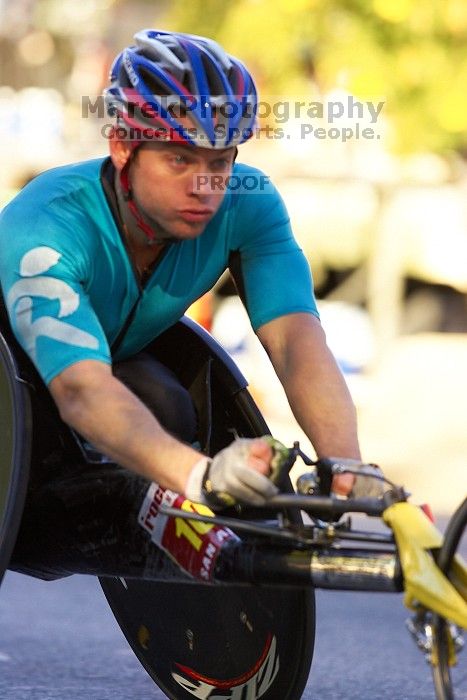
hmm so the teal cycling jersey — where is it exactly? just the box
[0,157,318,385]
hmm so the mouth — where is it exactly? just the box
[178,208,215,223]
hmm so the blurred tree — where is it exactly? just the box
[163,0,467,155]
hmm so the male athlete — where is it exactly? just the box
[0,29,378,515]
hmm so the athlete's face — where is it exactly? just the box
[122,142,236,240]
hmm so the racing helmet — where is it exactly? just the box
[104,29,258,149]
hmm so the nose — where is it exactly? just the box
[191,171,215,196]
[188,167,226,203]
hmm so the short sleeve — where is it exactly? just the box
[0,203,111,385]
[228,167,319,330]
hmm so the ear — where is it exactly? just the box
[108,131,133,172]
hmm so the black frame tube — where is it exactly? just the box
[215,541,403,593]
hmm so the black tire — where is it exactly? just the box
[432,498,467,700]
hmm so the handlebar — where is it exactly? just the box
[268,493,388,517]
[154,442,466,663]
[158,483,405,594]
[157,493,403,594]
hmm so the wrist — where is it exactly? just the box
[184,456,211,503]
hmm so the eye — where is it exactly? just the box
[211,158,231,170]
[172,154,188,165]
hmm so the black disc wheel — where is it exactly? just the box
[0,330,32,587]
[432,498,467,700]
[100,318,316,699]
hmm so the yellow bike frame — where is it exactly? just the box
[383,502,467,628]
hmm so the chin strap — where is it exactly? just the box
[119,143,160,244]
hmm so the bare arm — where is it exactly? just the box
[257,312,361,493]
[49,360,202,493]
[49,360,273,498]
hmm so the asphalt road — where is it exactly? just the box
[0,566,463,700]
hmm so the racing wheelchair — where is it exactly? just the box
[0,315,465,699]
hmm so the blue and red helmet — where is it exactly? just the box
[104,29,258,149]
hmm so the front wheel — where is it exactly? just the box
[431,497,467,700]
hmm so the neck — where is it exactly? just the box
[113,174,168,283]
[114,173,161,249]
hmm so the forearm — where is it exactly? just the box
[53,370,201,493]
[259,314,361,459]
[280,341,361,459]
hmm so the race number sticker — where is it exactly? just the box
[138,483,239,581]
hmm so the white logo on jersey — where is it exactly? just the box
[7,246,99,360]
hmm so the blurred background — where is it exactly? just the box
[1,0,466,513]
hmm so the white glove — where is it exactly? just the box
[185,439,279,508]
[330,458,386,498]
[351,463,386,498]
